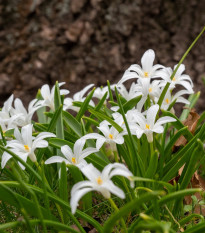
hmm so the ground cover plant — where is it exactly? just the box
[0,27,205,233]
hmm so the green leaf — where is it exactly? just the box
[180,92,200,121]
[161,110,193,141]
[0,183,57,221]
[89,109,123,133]
[145,150,158,178]
[103,191,163,233]
[59,162,69,224]
[47,105,63,132]
[63,111,82,137]
[76,87,95,121]
[122,95,142,113]
[49,138,73,149]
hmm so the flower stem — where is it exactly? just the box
[113,150,119,162]
[108,198,128,233]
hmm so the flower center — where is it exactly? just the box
[145,124,150,129]
[96,176,103,185]
[24,145,30,152]
[148,87,152,93]
[144,72,149,77]
[109,134,114,139]
[165,98,170,104]
[71,157,76,164]
[172,76,176,81]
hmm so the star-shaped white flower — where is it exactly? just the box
[38,82,69,111]
[82,119,125,151]
[1,124,56,169]
[157,64,194,92]
[10,98,42,127]
[134,104,176,142]
[70,163,134,214]
[157,89,191,113]
[118,49,163,85]
[45,138,98,169]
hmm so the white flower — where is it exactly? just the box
[10,98,42,127]
[118,49,163,85]
[82,119,125,151]
[45,138,98,169]
[70,163,134,214]
[93,86,109,100]
[134,104,176,142]
[38,82,69,111]
[64,84,95,112]
[0,95,20,132]
[158,89,191,113]
[157,64,194,92]
[116,83,141,101]
[133,79,162,111]
[1,124,56,169]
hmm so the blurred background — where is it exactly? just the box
[0,0,205,111]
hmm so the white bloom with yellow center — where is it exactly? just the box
[157,64,194,92]
[118,49,164,85]
[82,119,125,151]
[158,89,191,112]
[70,163,134,214]
[134,104,176,142]
[45,138,98,169]
[1,124,56,169]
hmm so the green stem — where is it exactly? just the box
[113,150,119,162]
[108,198,128,233]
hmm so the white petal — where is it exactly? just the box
[81,164,101,182]
[41,84,51,99]
[74,139,86,158]
[103,181,125,199]
[155,116,176,128]
[21,124,33,146]
[141,49,155,72]
[34,140,48,148]
[70,181,94,214]
[45,156,68,164]
[174,64,185,76]
[1,152,12,168]
[61,145,73,161]
[147,104,159,127]
[80,147,98,159]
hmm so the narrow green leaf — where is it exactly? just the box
[180,92,200,121]
[145,150,158,178]
[103,191,163,233]
[122,95,142,113]
[89,109,123,133]
[161,110,193,141]
[59,162,69,224]
[63,111,82,137]
[49,138,73,149]
[76,87,95,121]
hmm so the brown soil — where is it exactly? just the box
[0,0,205,112]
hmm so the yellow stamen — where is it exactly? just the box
[148,87,152,93]
[165,98,170,104]
[172,76,176,81]
[144,72,149,77]
[145,124,150,129]
[109,134,113,139]
[72,157,76,164]
[96,176,103,185]
[24,145,30,152]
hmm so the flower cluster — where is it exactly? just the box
[0,49,194,215]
